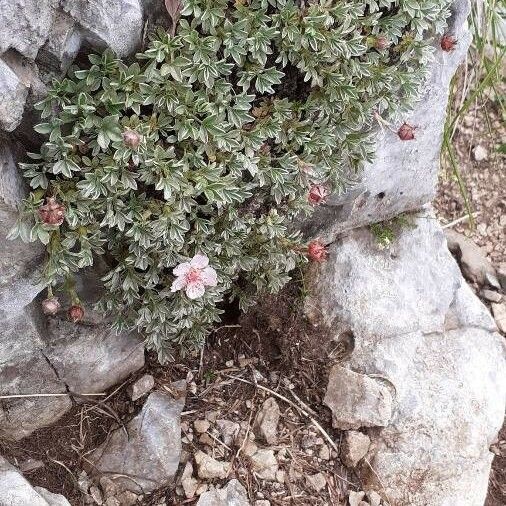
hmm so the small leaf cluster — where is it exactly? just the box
[11,0,452,361]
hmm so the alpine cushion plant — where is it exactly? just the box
[10,0,452,361]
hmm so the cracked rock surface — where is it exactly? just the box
[88,384,186,494]
[307,213,506,506]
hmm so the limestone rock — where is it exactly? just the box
[0,59,29,132]
[129,374,155,401]
[61,0,143,57]
[0,0,57,59]
[306,473,326,492]
[341,431,371,468]
[446,229,499,287]
[44,316,145,394]
[324,366,392,430]
[250,449,278,481]
[348,491,366,506]
[492,302,506,334]
[253,397,280,444]
[196,479,249,506]
[300,0,472,242]
[181,462,199,499]
[216,419,240,447]
[88,387,186,494]
[0,140,44,318]
[34,487,72,506]
[194,450,230,480]
[0,342,71,441]
[0,457,71,505]
[307,213,506,506]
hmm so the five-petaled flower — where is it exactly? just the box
[171,254,218,299]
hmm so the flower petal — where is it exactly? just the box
[201,266,218,287]
[173,262,191,276]
[190,254,209,269]
[171,276,187,292]
[186,282,205,299]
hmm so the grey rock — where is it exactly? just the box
[301,0,471,243]
[0,342,71,441]
[0,59,29,132]
[445,229,499,287]
[0,0,57,59]
[497,262,506,291]
[340,431,371,468]
[348,491,366,506]
[196,479,249,506]
[0,140,44,318]
[307,213,506,506]
[324,366,392,430]
[194,450,230,480]
[216,419,240,447]
[253,397,280,444]
[480,289,502,303]
[44,316,145,394]
[249,449,278,482]
[129,374,155,401]
[306,473,326,493]
[472,145,488,162]
[39,10,82,72]
[61,0,143,57]
[492,302,506,334]
[89,387,186,494]
[34,487,72,506]
[0,456,70,505]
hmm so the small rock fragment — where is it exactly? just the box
[481,289,502,303]
[492,303,506,333]
[319,444,331,460]
[306,472,327,492]
[324,365,392,429]
[181,462,199,499]
[250,449,278,481]
[196,479,249,506]
[256,501,271,506]
[194,450,230,480]
[341,431,371,467]
[445,230,499,287]
[367,490,382,506]
[254,397,280,444]
[216,419,240,446]
[194,419,211,434]
[129,374,155,401]
[116,491,139,506]
[104,498,121,506]
[349,491,366,506]
[472,145,488,162]
[497,263,506,290]
[90,485,103,505]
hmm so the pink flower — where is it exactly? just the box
[171,254,218,299]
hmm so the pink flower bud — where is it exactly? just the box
[307,240,328,262]
[38,197,65,226]
[42,297,61,315]
[397,123,416,141]
[441,34,457,52]
[68,304,84,323]
[308,185,329,206]
[374,36,389,50]
[122,129,142,149]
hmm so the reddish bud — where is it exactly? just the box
[374,36,389,50]
[440,34,457,52]
[122,129,142,149]
[397,123,416,141]
[38,197,65,226]
[308,184,329,206]
[68,304,84,323]
[41,297,61,315]
[307,240,328,262]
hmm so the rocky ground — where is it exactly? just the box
[434,92,505,506]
